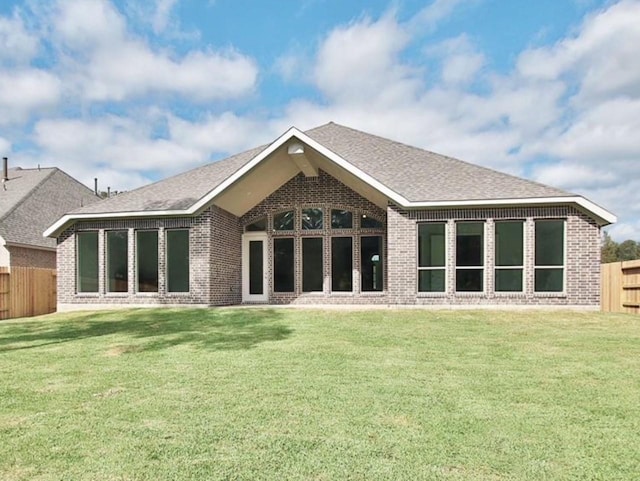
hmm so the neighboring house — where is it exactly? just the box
[0,163,99,269]
[45,122,616,310]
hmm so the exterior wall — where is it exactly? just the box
[210,205,242,305]
[0,236,10,267]
[241,170,387,304]
[387,204,601,306]
[7,246,56,269]
[57,211,214,306]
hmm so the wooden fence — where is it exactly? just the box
[601,260,640,313]
[0,267,57,320]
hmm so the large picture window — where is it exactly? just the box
[302,238,323,292]
[331,237,353,292]
[418,223,446,292]
[77,231,98,293]
[106,230,128,293]
[166,229,189,293]
[456,222,484,292]
[273,238,295,292]
[535,220,565,292]
[495,221,524,292]
[136,230,158,292]
[361,236,383,292]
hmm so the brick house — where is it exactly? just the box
[45,123,615,310]
[1,161,99,269]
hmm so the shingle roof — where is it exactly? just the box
[0,167,99,249]
[305,123,571,201]
[68,122,572,217]
[71,144,267,215]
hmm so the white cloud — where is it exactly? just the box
[51,0,258,102]
[517,0,640,105]
[313,15,421,104]
[409,0,470,33]
[0,69,61,124]
[152,0,179,34]
[0,12,40,63]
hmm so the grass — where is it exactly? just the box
[0,308,639,480]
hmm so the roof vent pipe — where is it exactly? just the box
[2,157,7,182]
[94,177,98,195]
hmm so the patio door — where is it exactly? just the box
[242,233,268,302]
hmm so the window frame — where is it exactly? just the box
[273,237,295,293]
[136,229,159,294]
[455,221,486,293]
[105,230,129,294]
[361,235,384,292]
[165,228,190,294]
[534,219,567,294]
[76,230,99,294]
[302,237,324,293]
[417,222,447,294]
[494,220,525,294]
[330,235,354,293]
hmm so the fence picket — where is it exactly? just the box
[0,267,57,320]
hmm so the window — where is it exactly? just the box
[535,220,565,292]
[456,222,484,292]
[273,238,294,292]
[166,230,189,292]
[495,221,524,292]
[249,240,264,295]
[77,231,98,293]
[418,223,446,292]
[106,230,128,293]
[246,217,266,232]
[361,236,383,291]
[302,238,323,292]
[331,237,352,291]
[137,231,158,292]
[302,208,323,230]
[361,214,383,229]
[274,211,294,231]
[331,209,352,229]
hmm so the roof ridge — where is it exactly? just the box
[321,122,572,197]
[0,167,58,224]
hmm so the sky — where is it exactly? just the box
[0,0,638,239]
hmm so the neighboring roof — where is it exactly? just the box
[0,167,99,249]
[44,122,616,237]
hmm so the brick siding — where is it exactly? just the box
[55,170,602,308]
[8,246,56,269]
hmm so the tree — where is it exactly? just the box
[601,232,619,263]
[617,239,640,261]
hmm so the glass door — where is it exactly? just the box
[242,233,268,302]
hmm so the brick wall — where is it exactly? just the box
[387,204,601,306]
[210,205,242,305]
[8,246,56,269]
[241,170,387,304]
[57,214,213,306]
[54,169,602,308]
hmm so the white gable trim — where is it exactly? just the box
[44,127,616,237]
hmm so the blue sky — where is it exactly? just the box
[0,0,639,239]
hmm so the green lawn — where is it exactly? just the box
[0,308,639,480]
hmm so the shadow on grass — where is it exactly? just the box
[0,308,292,353]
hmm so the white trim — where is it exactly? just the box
[43,128,617,238]
[242,233,268,302]
[4,241,57,252]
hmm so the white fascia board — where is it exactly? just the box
[44,209,192,238]
[402,196,617,225]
